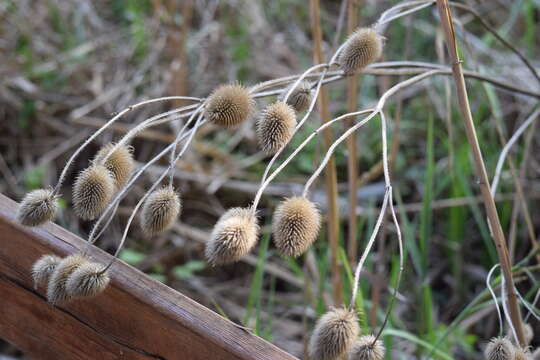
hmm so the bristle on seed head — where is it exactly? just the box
[32,254,62,288]
[47,254,88,305]
[338,27,383,74]
[484,337,514,360]
[513,348,532,360]
[140,186,181,236]
[73,164,115,221]
[348,334,385,360]
[257,102,296,155]
[94,143,135,188]
[204,83,254,127]
[17,188,58,226]
[272,197,321,257]
[309,307,359,360]
[205,207,259,265]
[66,262,110,298]
[282,81,312,113]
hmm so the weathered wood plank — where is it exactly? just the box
[0,194,298,360]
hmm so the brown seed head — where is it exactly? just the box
[17,188,58,226]
[94,143,135,188]
[272,197,321,257]
[282,81,313,113]
[513,348,532,360]
[73,164,115,220]
[485,337,514,360]
[339,28,383,75]
[309,307,359,360]
[47,254,88,305]
[257,102,296,155]
[140,186,181,236]
[348,334,385,360]
[66,262,110,298]
[31,254,62,288]
[204,83,254,127]
[205,208,259,265]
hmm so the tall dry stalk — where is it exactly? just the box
[435,0,526,346]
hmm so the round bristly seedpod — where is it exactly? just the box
[338,27,383,75]
[348,334,385,360]
[272,197,321,257]
[513,348,532,360]
[256,102,296,155]
[17,188,58,226]
[47,254,88,305]
[66,262,110,298]
[309,307,359,360]
[484,337,514,360]
[73,164,115,220]
[282,81,312,113]
[204,83,254,127]
[140,186,181,236]
[31,254,62,288]
[94,143,135,188]
[205,207,259,265]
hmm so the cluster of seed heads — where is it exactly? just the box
[484,337,535,360]
[338,27,383,75]
[140,186,182,236]
[256,102,297,155]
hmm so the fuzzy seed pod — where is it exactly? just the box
[66,262,110,298]
[485,337,514,360]
[514,348,532,360]
[257,102,296,155]
[94,143,135,188]
[309,307,359,360]
[204,83,254,127]
[31,254,62,288]
[205,208,259,265]
[282,81,312,113]
[73,164,115,220]
[17,188,58,226]
[338,28,383,75]
[47,254,88,305]
[272,197,321,257]
[348,334,385,360]
[140,186,181,236]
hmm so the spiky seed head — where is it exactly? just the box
[272,197,321,257]
[65,262,110,298]
[309,307,360,360]
[348,334,385,360]
[514,348,532,360]
[140,186,181,236]
[94,143,135,188]
[47,254,88,305]
[17,188,58,226]
[485,337,515,360]
[282,81,313,113]
[73,164,115,220]
[205,207,259,265]
[257,102,297,155]
[31,254,62,288]
[338,27,383,75]
[204,83,254,127]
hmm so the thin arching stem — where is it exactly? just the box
[486,264,504,337]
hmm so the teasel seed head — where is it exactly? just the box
[140,186,181,236]
[94,143,135,189]
[66,262,110,299]
[282,81,313,113]
[73,164,115,220]
[31,254,62,288]
[513,348,532,360]
[348,334,385,360]
[17,188,58,226]
[204,83,254,127]
[47,254,88,305]
[485,337,514,360]
[309,307,359,360]
[257,102,297,155]
[272,197,321,257]
[205,207,259,266]
[338,27,383,75]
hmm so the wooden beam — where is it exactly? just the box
[0,193,297,360]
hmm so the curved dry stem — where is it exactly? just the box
[486,264,504,337]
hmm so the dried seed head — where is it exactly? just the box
[272,197,321,257]
[282,81,313,113]
[140,186,181,236]
[204,83,254,127]
[485,337,514,360]
[205,208,259,265]
[348,334,385,360]
[513,348,532,360]
[338,28,383,75]
[257,102,297,155]
[94,143,135,188]
[47,254,88,305]
[31,254,62,288]
[73,164,115,220]
[309,307,359,360]
[66,262,110,298]
[17,188,58,226]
